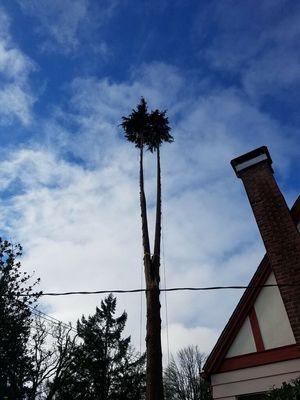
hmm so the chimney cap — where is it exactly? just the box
[231,146,273,177]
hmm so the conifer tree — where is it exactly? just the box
[54,294,145,400]
[0,238,41,399]
[122,98,173,400]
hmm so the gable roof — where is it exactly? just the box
[203,196,300,378]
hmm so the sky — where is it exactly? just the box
[0,0,299,359]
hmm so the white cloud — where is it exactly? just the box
[163,324,219,359]
[0,84,35,125]
[0,42,32,81]
[0,8,36,125]
[0,61,298,358]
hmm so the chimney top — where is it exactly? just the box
[231,146,273,177]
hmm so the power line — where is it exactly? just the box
[26,283,300,297]
[29,304,77,334]
[14,298,77,334]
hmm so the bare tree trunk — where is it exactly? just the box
[146,146,164,400]
[153,146,161,277]
[146,284,164,400]
[139,145,164,399]
[139,146,151,282]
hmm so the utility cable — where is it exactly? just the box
[23,283,300,297]
[29,304,77,334]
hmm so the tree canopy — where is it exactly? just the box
[54,294,145,400]
[265,379,300,399]
[0,238,41,399]
[121,98,173,152]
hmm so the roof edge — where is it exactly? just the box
[203,195,300,378]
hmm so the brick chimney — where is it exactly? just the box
[231,146,300,345]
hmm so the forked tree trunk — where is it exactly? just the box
[139,146,164,400]
[146,147,164,400]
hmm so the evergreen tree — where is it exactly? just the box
[54,294,145,400]
[122,98,173,400]
[0,238,41,399]
[265,378,300,399]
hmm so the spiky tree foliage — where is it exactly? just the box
[0,238,41,399]
[54,294,145,400]
[122,99,173,400]
[121,97,150,148]
[147,109,173,152]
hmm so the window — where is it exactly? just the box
[237,394,266,399]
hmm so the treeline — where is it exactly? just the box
[0,239,145,399]
[0,238,213,399]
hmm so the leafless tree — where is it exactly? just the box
[28,314,77,399]
[164,346,212,400]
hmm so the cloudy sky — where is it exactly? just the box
[0,0,299,359]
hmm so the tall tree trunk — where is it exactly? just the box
[139,145,164,399]
[153,146,161,278]
[146,146,164,400]
[146,284,164,400]
[139,146,151,286]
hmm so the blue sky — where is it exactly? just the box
[0,0,299,356]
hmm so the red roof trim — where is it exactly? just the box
[203,196,300,378]
[218,344,300,373]
[249,307,265,352]
[203,256,271,377]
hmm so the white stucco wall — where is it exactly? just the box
[254,272,296,349]
[226,317,256,358]
[211,359,300,399]
[225,272,295,359]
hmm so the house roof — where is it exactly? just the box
[203,195,300,378]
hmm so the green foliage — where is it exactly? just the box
[0,238,41,399]
[54,294,145,400]
[265,378,300,399]
[121,97,173,151]
[147,108,173,152]
[0,241,144,399]
[121,97,149,149]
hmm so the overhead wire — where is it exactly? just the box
[28,304,77,334]
[26,283,300,297]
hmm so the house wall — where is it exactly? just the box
[211,359,300,399]
[225,272,295,359]
[226,317,256,358]
[254,272,296,349]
